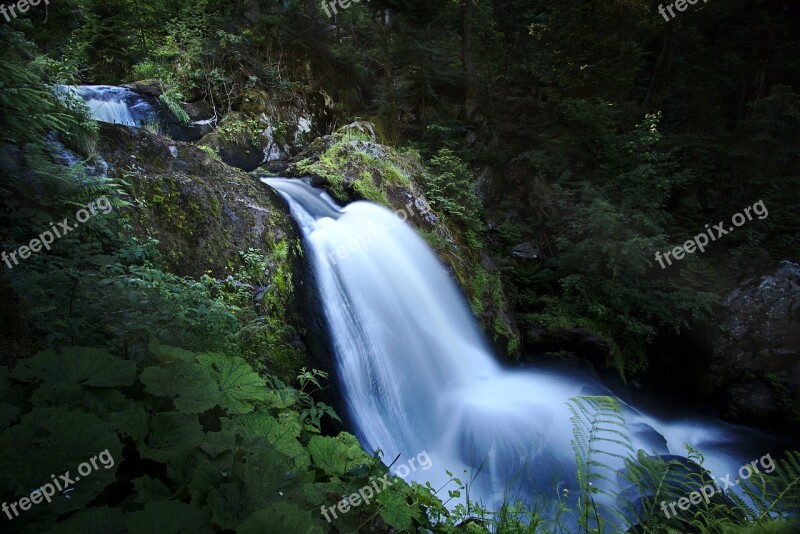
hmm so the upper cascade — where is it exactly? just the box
[59,85,157,127]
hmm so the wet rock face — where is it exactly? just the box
[710,261,800,426]
[198,109,314,171]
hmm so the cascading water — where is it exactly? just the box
[266,178,781,522]
[58,85,157,127]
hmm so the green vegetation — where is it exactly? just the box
[293,126,520,354]
[2,0,799,532]
[159,91,191,126]
[295,131,414,204]
[563,396,800,534]
[423,148,483,246]
[216,115,263,147]
[0,341,437,531]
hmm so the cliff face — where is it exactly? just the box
[710,261,800,429]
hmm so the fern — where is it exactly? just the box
[158,91,191,126]
[731,451,800,525]
[568,395,634,533]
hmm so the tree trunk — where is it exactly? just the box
[245,0,261,22]
[132,0,149,59]
[462,0,479,119]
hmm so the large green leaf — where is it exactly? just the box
[302,477,344,504]
[378,489,416,531]
[264,387,299,410]
[107,403,149,442]
[138,412,204,463]
[0,408,123,519]
[198,429,236,458]
[208,482,247,530]
[165,447,205,490]
[133,476,173,501]
[187,458,222,505]
[236,447,314,512]
[148,341,198,364]
[233,411,308,468]
[140,362,219,413]
[308,434,370,477]
[31,384,128,414]
[197,353,266,414]
[11,347,137,388]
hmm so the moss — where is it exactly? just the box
[199,145,222,161]
[295,154,347,201]
[353,170,389,204]
[294,137,413,205]
[421,229,521,357]
[233,241,306,380]
[209,195,221,218]
[216,114,263,147]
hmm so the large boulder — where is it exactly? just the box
[121,79,163,97]
[196,90,316,171]
[183,100,216,122]
[710,261,800,427]
[93,122,297,278]
[198,112,267,171]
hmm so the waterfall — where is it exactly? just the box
[58,85,157,127]
[266,178,775,518]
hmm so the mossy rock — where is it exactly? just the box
[198,112,266,171]
[94,123,296,280]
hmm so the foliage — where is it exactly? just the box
[216,116,263,147]
[507,112,717,374]
[0,342,363,532]
[4,2,800,532]
[568,395,633,532]
[158,91,191,126]
[0,27,96,153]
[423,148,484,246]
[566,396,800,533]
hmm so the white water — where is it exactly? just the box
[59,85,156,127]
[267,178,774,522]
